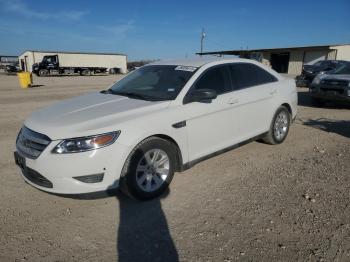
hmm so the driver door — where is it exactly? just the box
[183,65,240,162]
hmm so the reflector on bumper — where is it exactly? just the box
[73,173,104,183]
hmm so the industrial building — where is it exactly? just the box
[198,44,350,75]
[18,50,127,74]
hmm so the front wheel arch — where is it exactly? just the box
[281,102,292,115]
[120,134,184,180]
[151,134,183,172]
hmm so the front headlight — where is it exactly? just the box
[52,131,120,154]
[312,75,323,85]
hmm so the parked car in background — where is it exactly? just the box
[296,60,347,87]
[309,61,350,106]
[14,58,297,200]
[4,64,20,74]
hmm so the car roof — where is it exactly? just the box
[149,57,252,67]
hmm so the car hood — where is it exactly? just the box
[24,92,170,140]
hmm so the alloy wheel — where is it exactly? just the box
[135,149,170,192]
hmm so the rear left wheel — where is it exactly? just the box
[262,106,291,145]
[80,69,91,76]
[120,137,176,200]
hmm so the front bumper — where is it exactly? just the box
[309,86,350,103]
[15,141,131,194]
[296,73,315,87]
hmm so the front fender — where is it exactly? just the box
[116,125,189,167]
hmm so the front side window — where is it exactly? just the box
[230,63,277,90]
[193,65,231,95]
[43,56,57,64]
[109,65,196,101]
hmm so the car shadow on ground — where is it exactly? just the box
[53,187,179,262]
[303,118,350,139]
[116,189,178,262]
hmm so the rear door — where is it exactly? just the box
[228,63,279,140]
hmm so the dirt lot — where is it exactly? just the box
[0,74,349,262]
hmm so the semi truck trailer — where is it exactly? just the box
[18,51,127,76]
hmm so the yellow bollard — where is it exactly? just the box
[17,72,33,88]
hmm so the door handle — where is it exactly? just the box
[269,90,277,95]
[228,98,239,105]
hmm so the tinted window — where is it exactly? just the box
[230,63,277,89]
[194,65,231,95]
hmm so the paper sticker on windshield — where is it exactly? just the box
[175,66,197,72]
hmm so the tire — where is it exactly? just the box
[38,69,48,77]
[120,137,177,200]
[80,69,90,76]
[262,106,291,145]
[311,97,325,107]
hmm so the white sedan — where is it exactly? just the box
[15,58,297,200]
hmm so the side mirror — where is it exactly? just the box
[186,89,217,103]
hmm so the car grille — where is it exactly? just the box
[320,87,344,94]
[16,126,51,159]
[22,167,53,188]
[321,79,349,88]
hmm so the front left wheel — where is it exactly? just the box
[120,137,177,200]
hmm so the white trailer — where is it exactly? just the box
[18,50,127,76]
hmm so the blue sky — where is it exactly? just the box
[0,0,349,61]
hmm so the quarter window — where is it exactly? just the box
[194,65,231,95]
[230,63,277,89]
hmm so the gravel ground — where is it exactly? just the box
[0,74,349,262]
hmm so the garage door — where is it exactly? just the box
[304,50,329,65]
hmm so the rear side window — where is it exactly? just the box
[194,65,232,95]
[230,63,277,90]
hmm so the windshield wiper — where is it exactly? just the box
[108,90,156,101]
[100,89,112,94]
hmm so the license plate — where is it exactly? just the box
[14,152,26,169]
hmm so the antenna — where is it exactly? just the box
[200,28,206,55]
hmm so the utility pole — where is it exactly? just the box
[200,28,206,55]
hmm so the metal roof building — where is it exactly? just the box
[198,44,350,75]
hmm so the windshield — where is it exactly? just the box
[329,63,350,75]
[312,61,328,67]
[109,65,197,101]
